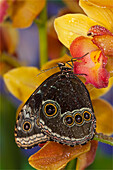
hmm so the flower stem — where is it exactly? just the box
[35,5,48,68]
[94,133,113,146]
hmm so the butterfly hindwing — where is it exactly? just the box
[15,68,96,148]
[39,72,96,146]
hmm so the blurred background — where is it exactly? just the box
[0,0,113,169]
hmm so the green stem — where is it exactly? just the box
[94,133,113,146]
[35,5,48,68]
[0,53,21,67]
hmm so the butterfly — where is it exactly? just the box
[14,61,96,149]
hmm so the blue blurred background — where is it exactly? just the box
[0,0,113,169]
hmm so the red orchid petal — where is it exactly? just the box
[92,35,113,56]
[87,25,113,36]
[87,25,113,56]
[76,140,98,170]
[0,0,9,23]
[70,36,98,59]
[70,36,110,88]
[74,58,110,88]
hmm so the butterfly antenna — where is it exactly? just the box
[37,53,89,76]
[65,52,89,76]
[73,52,89,60]
[66,52,89,69]
[37,65,59,76]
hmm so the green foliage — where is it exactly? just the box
[0,95,21,169]
[87,147,113,169]
[0,95,33,169]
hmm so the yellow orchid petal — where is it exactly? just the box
[92,99,113,135]
[87,0,113,8]
[3,67,47,102]
[89,77,113,100]
[80,0,113,32]
[29,141,91,170]
[8,0,46,28]
[54,14,100,48]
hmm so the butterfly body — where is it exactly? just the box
[15,65,96,149]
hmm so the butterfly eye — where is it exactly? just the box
[83,111,91,121]
[75,113,83,124]
[23,121,31,132]
[44,103,57,117]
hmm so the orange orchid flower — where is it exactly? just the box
[0,22,20,76]
[0,0,46,28]
[3,55,113,170]
[54,0,113,88]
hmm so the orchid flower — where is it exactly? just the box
[0,0,46,28]
[3,55,113,170]
[54,0,113,88]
